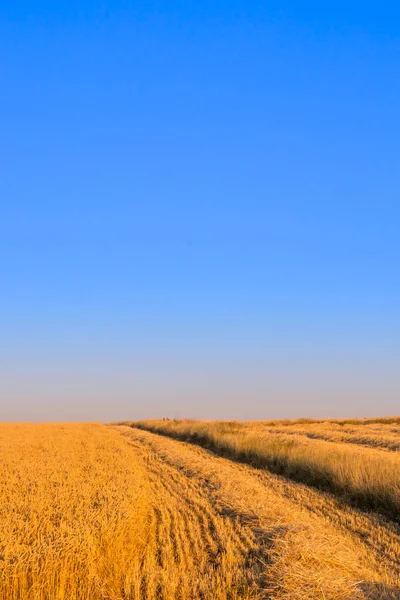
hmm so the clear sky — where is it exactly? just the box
[1,1,399,421]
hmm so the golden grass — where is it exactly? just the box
[256,425,400,452]
[3,420,400,599]
[249,418,400,452]
[130,419,400,521]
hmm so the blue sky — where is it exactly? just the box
[1,1,399,420]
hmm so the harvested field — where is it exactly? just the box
[2,420,400,599]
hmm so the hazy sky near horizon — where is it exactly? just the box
[1,1,399,421]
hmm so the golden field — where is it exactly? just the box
[1,420,400,599]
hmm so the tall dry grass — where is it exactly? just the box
[131,419,400,521]
[256,421,400,452]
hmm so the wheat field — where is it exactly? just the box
[1,420,400,599]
